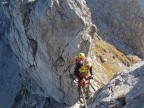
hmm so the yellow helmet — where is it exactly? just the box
[78,53,85,60]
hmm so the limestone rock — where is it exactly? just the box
[4,0,96,105]
[0,0,143,107]
[0,3,22,108]
[89,61,144,108]
[86,0,144,58]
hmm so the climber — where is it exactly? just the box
[79,57,93,98]
[73,53,86,80]
[79,57,93,86]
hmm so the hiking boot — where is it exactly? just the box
[85,91,92,99]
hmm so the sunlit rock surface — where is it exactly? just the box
[0,0,143,108]
[89,61,144,108]
[86,0,144,58]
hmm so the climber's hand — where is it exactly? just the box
[90,75,94,79]
[82,78,86,82]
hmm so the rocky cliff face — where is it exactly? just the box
[0,2,21,108]
[4,0,96,105]
[0,0,143,108]
[89,61,144,108]
[86,0,144,58]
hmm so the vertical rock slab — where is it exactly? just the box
[0,2,22,108]
[5,0,96,105]
[86,0,144,58]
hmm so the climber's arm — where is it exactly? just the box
[89,66,93,76]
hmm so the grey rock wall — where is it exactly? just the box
[4,0,96,105]
[0,2,22,108]
[88,61,144,108]
[86,0,144,58]
[1,0,143,107]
